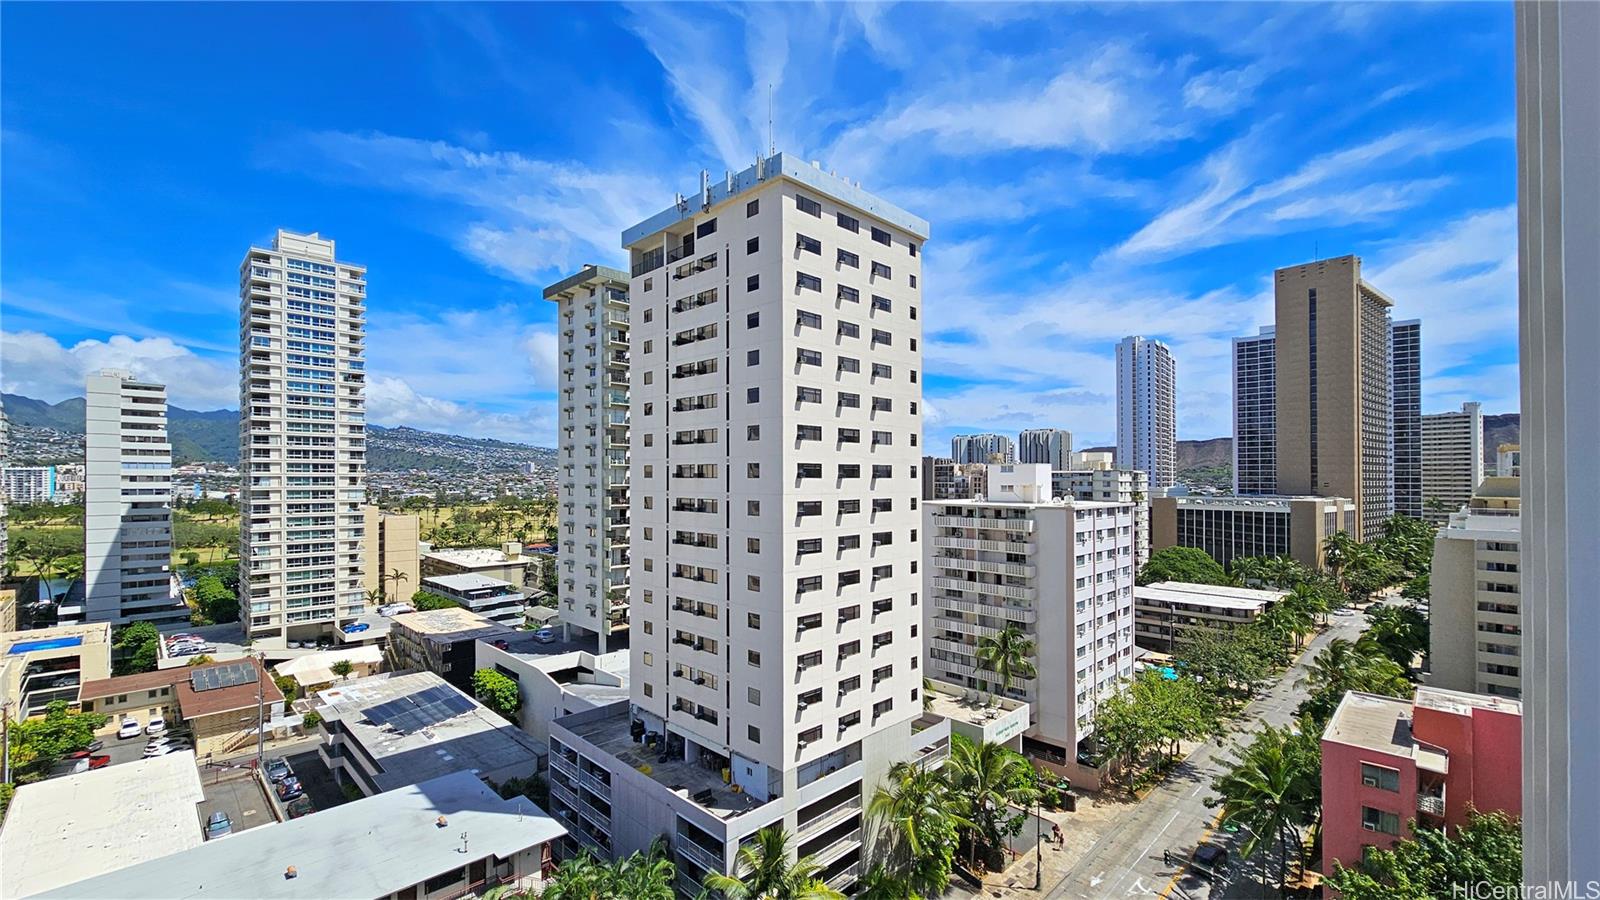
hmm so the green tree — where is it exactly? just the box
[192,574,239,624]
[868,759,966,894]
[302,710,323,730]
[1138,546,1230,587]
[1206,720,1321,894]
[112,622,161,675]
[947,735,1033,869]
[1173,628,1271,705]
[1401,572,1431,603]
[387,567,410,602]
[6,700,111,781]
[1295,639,1412,725]
[1361,603,1430,670]
[1327,811,1522,900]
[704,826,842,899]
[411,590,460,611]
[274,675,300,704]
[472,668,522,721]
[1321,531,1360,588]
[538,842,675,900]
[330,660,355,681]
[974,625,1036,703]
[186,654,215,666]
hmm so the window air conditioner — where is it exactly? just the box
[1361,776,1379,787]
[1361,822,1378,832]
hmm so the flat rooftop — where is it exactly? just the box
[423,547,529,568]
[1323,691,1415,754]
[41,771,566,900]
[2,621,112,655]
[0,752,205,898]
[927,498,1129,511]
[924,687,1025,728]
[424,572,519,592]
[1166,494,1352,509]
[1136,582,1284,611]
[623,151,930,247]
[391,606,515,639]
[315,672,544,792]
[558,704,766,820]
[1414,685,1522,717]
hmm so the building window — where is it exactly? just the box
[797,272,822,292]
[909,274,917,288]
[797,311,822,329]
[797,195,822,217]
[748,463,761,478]
[748,687,761,706]
[747,612,761,629]
[871,261,891,279]
[838,322,859,339]
[697,218,718,237]
[797,349,823,367]
[748,650,761,667]
[871,226,891,246]
[871,329,891,347]
[748,725,761,743]
[747,237,759,254]
[839,356,860,373]
[748,500,761,516]
[839,428,861,443]
[748,311,760,328]
[1360,764,1400,792]
[643,277,653,292]
[909,242,919,256]
[644,683,653,697]
[871,295,891,313]
[747,387,760,403]
[748,349,760,366]
[747,424,761,440]
[837,212,859,232]
[747,574,761,591]
[747,199,759,216]
[839,392,860,408]
[839,285,860,303]
[838,249,859,268]
[747,274,760,292]
[1362,806,1401,835]
[797,234,821,255]
[798,386,823,404]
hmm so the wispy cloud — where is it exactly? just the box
[0,331,237,409]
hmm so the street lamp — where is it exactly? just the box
[1033,791,1043,890]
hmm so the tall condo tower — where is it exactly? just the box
[1017,428,1072,471]
[1391,319,1423,518]
[950,433,1014,464]
[1115,336,1176,492]
[544,265,631,652]
[238,230,369,645]
[547,154,939,891]
[1272,256,1394,539]
[1421,401,1485,521]
[1232,326,1277,495]
[83,370,180,626]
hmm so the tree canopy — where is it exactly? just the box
[6,700,110,781]
[1326,811,1522,900]
[472,668,522,721]
[1137,546,1231,586]
[411,590,461,611]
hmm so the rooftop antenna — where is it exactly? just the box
[768,83,775,156]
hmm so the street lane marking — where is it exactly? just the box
[1157,809,1225,899]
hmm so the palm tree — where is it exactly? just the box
[1208,722,1321,895]
[365,587,385,607]
[948,738,1032,870]
[612,838,677,900]
[704,826,842,899]
[974,626,1037,704]
[386,568,409,603]
[868,760,969,893]
[1321,531,1359,588]
[1231,556,1266,587]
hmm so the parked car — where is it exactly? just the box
[205,811,233,840]
[276,777,305,801]
[377,604,414,617]
[117,718,142,740]
[1192,843,1229,880]
[50,758,90,777]
[340,622,369,634]
[66,750,112,769]
[532,628,558,644]
[264,757,293,783]
[284,796,315,819]
[166,633,202,644]
[146,715,167,736]
[148,738,192,751]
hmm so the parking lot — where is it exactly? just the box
[281,748,349,812]
[197,766,275,836]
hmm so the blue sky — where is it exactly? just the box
[0,2,1518,449]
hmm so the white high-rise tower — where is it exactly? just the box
[1115,335,1176,491]
[238,230,368,645]
[82,370,181,626]
[547,154,941,892]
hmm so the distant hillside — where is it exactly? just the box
[1483,413,1520,467]
[2,392,556,472]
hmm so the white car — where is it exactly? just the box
[117,718,142,740]
[146,715,167,737]
[143,744,190,758]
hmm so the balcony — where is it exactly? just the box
[676,837,724,876]
[932,535,1035,555]
[934,555,1036,579]
[932,514,1034,533]
[824,863,861,892]
[931,577,1037,602]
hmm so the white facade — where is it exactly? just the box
[1232,326,1277,495]
[1055,467,1150,571]
[1017,428,1071,471]
[2,466,56,504]
[951,433,1014,464]
[238,230,368,645]
[925,465,1136,766]
[1421,401,1485,522]
[1115,335,1177,492]
[1497,444,1521,477]
[545,265,631,652]
[547,153,935,892]
[1429,488,1522,699]
[82,370,180,626]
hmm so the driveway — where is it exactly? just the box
[196,766,275,837]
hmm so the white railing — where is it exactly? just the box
[932,535,1035,555]
[931,577,1036,602]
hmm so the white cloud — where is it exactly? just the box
[0,331,236,409]
[366,376,555,445]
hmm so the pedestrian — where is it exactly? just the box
[1053,823,1063,845]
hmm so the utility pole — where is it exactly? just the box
[256,656,266,770]
[1034,793,1042,890]
[2,699,12,784]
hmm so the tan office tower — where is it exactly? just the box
[1273,256,1394,539]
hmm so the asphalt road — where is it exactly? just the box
[1046,600,1387,900]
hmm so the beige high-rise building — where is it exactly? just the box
[1273,256,1395,539]
[361,505,419,603]
[1428,476,1521,700]
[1421,401,1485,522]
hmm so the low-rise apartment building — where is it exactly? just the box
[925,464,1135,785]
[314,671,544,797]
[421,573,526,628]
[363,504,420,601]
[1429,476,1522,698]
[78,657,287,758]
[1132,582,1282,653]
[475,636,630,749]
[421,544,533,589]
[386,606,515,692]
[1151,494,1357,571]
[1321,687,1521,878]
[44,771,565,900]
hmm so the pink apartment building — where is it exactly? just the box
[1320,686,1521,877]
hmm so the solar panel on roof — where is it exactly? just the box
[190,661,259,692]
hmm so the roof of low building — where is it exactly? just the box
[424,572,518,592]
[39,771,566,900]
[390,606,513,639]
[79,657,283,719]
[1322,691,1414,754]
[422,547,529,569]
[1136,582,1284,611]
[0,752,206,898]
[314,672,544,792]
